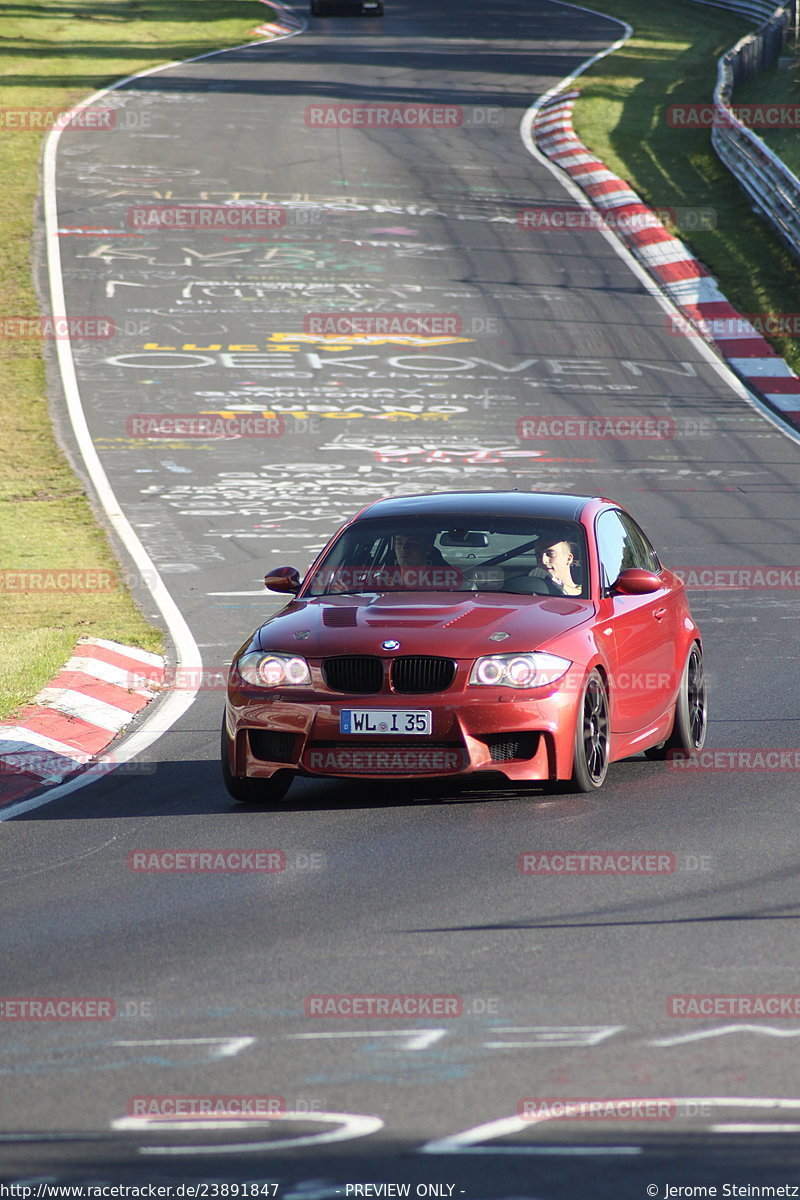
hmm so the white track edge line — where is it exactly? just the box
[520,0,800,450]
[0,6,306,822]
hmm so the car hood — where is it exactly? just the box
[249,592,595,658]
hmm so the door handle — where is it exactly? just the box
[654,607,667,620]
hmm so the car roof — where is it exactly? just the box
[356,491,598,523]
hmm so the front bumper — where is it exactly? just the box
[225,681,579,783]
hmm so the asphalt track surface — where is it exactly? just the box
[3,0,800,1193]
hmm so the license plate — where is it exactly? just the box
[340,708,431,735]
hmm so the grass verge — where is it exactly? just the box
[0,0,275,719]
[567,0,800,369]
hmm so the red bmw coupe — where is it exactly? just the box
[222,492,707,802]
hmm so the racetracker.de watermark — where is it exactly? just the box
[0,107,125,131]
[128,1096,286,1118]
[309,565,464,591]
[305,994,463,1017]
[127,849,286,872]
[0,997,115,1020]
[517,204,716,233]
[1,316,114,339]
[304,313,463,336]
[124,665,227,691]
[518,1097,676,1121]
[126,414,285,439]
[0,754,156,778]
[127,205,287,230]
[667,102,800,129]
[303,746,467,774]
[667,749,800,771]
[0,568,162,594]
[0,569,117,593]
[672,567,800,589]
[518,852,676,875]
[517,416,698,440]
[668,994,800,1017]
[519,849,712,874]
[304,103,502,127]
[667,312,800,338]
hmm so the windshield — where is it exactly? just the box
[304,515,590,598]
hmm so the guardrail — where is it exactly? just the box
[691,0,789,20]
[692,2,800,262]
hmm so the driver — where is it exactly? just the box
[326,530,449,593]
[393,531,449,568]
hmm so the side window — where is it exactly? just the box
[596,510,641,590]
[596,511,626,590]
[618,513,661,573]
[324,532,389,571]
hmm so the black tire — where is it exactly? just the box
[570,669,610,791]
[220,714,294,804]
[644,643,707,760]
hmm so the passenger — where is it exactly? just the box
[532,536,583,596]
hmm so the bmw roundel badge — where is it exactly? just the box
[381,639,401,651]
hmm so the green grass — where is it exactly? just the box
[567,0,800,367]
[0,0,275,719]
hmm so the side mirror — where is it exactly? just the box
[264,566,301,594]
[613,567,662,595]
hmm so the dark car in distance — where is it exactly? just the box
[311,0,382,15]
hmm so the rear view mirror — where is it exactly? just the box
[264,566,301,594]
[613,568,662,595]
[440,530,490,548]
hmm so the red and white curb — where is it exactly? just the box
[0,638,164,806]
[533,89,800,435]
[252,0,304,38]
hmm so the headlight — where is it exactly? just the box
[469,652,571,689]
[237,651,311,688]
